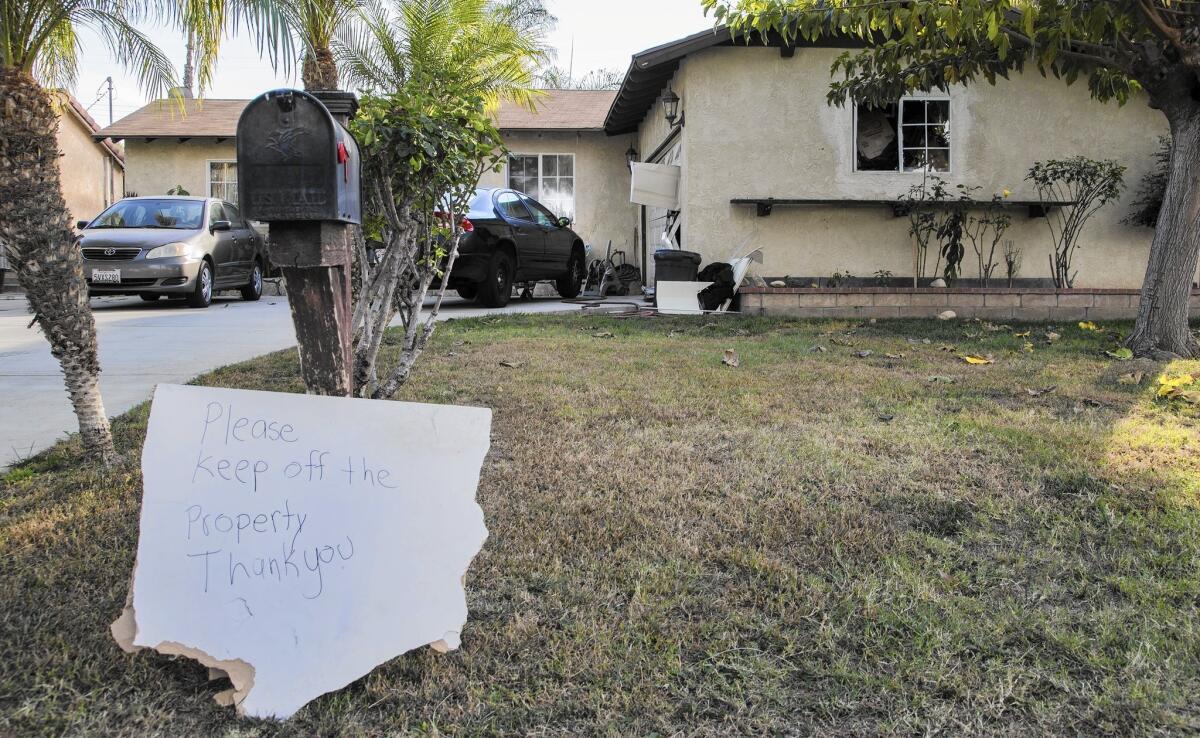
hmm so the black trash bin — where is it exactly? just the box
[653,249,702,294]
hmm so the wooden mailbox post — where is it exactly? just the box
[237,89,361,396]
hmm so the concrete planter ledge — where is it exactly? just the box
[741,287,1200,321]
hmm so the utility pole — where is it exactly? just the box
[105,76,113,126]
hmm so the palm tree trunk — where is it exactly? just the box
[1128,104,1200,359]
[0,68,118,465]
[302,46,339,91]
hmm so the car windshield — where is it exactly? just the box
[88,199,205,230]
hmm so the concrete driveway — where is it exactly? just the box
[0,291,575,469]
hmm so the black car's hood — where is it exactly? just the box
[79,228,202,249]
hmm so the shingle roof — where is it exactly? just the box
[496,89,617,131]
[96,90,619,141]
[95,98,247,140]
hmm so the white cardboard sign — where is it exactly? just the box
[112,384,491,719]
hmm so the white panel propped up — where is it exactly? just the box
[630,162,681,209]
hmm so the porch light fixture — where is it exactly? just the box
[625,146,639,171]
[662,86,681,126]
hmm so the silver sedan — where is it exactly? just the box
[78,196,267,308]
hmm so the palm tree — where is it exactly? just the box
[0,1,187,464]
[336,0,548,106]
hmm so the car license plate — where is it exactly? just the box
[92,269,121,284]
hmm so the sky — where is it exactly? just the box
[70,0,714,127]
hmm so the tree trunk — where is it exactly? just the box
[302,46,339,91]
[1128,107,1200,359]
[182,30,196,96]
[0,69,118,465]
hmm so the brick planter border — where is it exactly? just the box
[740,287,1200,321]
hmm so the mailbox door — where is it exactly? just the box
[207,202,239,286]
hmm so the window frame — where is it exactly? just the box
[852,97,952,174]
[206,160,239,205]
[506,153,576,219]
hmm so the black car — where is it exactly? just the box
[448,188,586,308]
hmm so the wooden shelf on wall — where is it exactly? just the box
[730,198,1075,218]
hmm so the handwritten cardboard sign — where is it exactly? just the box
[112,384,491,719]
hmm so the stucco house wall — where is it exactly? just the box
[480,130,638,258]
[674,45,1168,288]
[56,99,125,224]
[122,139,237,199]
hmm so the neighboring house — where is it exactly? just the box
[96,27,1172,289]
[57,93,126,224]
[0,94,124,283]
[92,93,636,260]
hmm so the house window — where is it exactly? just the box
[507,154,575,220]
[208,161,238,205]
[855,99,951,173]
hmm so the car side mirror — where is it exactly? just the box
[76,220,89,229]
[556,216,571,228]
[210,220,232,233]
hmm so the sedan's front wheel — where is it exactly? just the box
[241,262,263,302]
[187,262,213,309]
[478,251,513,308]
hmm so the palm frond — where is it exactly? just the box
[75,4,178,97]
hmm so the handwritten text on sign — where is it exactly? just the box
[114,384,491,720]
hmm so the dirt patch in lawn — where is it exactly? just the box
[2,315,1199,737]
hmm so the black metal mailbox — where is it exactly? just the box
[236,89,361,225]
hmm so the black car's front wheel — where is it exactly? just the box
[556,249,585,299]
[187,261,214,309]
[478,251,513,308]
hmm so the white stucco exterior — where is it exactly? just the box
[633,45,1169,288]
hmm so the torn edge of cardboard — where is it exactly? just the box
[109,575,469,716]
[111,588,256,710]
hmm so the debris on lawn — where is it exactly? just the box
[884,352,905,360]
[1045,331,1062,343]
[1026,386,1057,397]
[937,310,957,321]
[722,349,741,368]
[1157,374,1200,404]
[1118,371,1146,386]
[592,331,614,339]
[1079,321,1104,333]
[499,360,521,369]
[810,345,828,353]
[855,350,874,359]
[877,414,895,423]
[928,375,956,384]
[769,280,787,288]
[1106,347,1134,361]
[940,345,958,353]
[1022,342,1035,353]
[1100,357,1163,387]
[982,322,1011,332]
[1014,331,1031,338]
[961,354,994,365]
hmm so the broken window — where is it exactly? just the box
[855,99,951,173]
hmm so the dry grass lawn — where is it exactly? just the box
[2,314,1200,737]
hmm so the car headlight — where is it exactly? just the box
[145,242,197,259]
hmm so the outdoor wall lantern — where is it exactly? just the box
[662,86,681,126]
[625,146,639,171]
